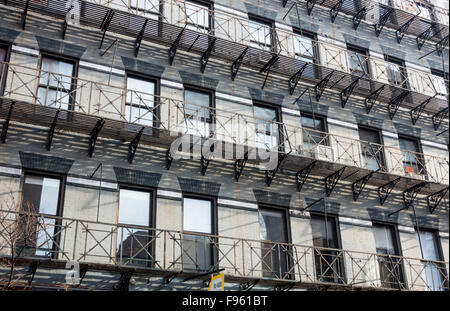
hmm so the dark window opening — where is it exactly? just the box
[0,43,10,96]
[372,222,405,289]
[310,213,345,284]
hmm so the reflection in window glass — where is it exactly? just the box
[416,230,446,291]
[373,223,404,289]
[117,188,152,266]
[185,0,210,33]
[259,208,289,278]
[182,197,213,272]
[125,76,155,126]
[398,136,424,175]
[248,18,272,51]
[301,114,328,155]
[22,175,61,257]
[358,127,384,171]
[254,104,279,150]
[184,88,212,137]
[38,56,75,110]
[310,213,343,283]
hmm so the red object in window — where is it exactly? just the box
[406,166,415,173]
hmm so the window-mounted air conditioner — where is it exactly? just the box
[299,145,334,162]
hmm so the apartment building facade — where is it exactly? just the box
[0,0,448,291]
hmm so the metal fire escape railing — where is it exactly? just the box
[281,0,449,48]
[81,0,449,106]
[0,61,449,191]
[3,0,449,124]
[0,210,448,291]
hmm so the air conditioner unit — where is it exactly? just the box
[299,145,334,162]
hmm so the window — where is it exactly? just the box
[21,174,63,257]
[116,188,153,266]
[358,126,385,171]
[182,196,216,272]
[248,16,273,52]
[253,103,280,150]
[347,45,370,76]
[384,55,408,88]
[398,135,425,176]
[300,113,332,160]
[372,223,405,289]
[37,55,76,110]
[185,0,211,34]
[184,87,214,137]
[416,229,448,291]
[125,75,157,126]
[310,213,344,283]
[294,30,317,79]
[0,44,9,95]
[129,0,160,20]
[430,69,449,96]
[258,207,291,279]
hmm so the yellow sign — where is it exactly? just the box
[208,273,224,291]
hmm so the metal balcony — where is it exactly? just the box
[3,0,449,121]
[282,0,449,47]
[0,61,448,204]
[0,210,448,290]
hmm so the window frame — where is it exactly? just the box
[293,28,319,79]
[247,14,275,53]
[0,41,11,96]
[384,54,409,89]
[37,52,79,110]
[183,84,215,133]
[415,227,448,290]
[309,211,346,283]
[300,111,329,146]
[253,100,283,152]
[372,220,407,288]
[358,124,386,170]
[181,192,218,271]
[184,0,214,35]
[430,68,449,95]
[116,183,157,267]
[258,203,293,280]
[20,169,67,259]
[398,134,426,176]
[346,44,371,77]
[124,71,161,128]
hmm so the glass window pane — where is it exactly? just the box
[183,197,212,233]
[22,175,60,215]
[373,224,397,255]
[249,18,272,51]
[254,105,279,149]
[40,57,74,89]
[118,189,151,226]
[311,215,339,249]
[184,89,211,120]
[37,87,70,110]
[259,208,287,242]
